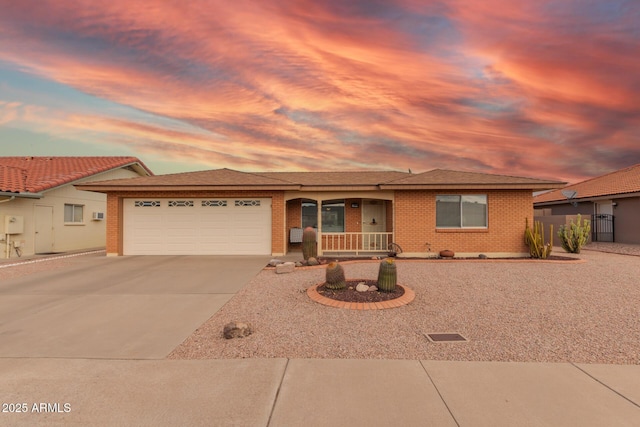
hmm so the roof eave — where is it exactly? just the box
[74,184,301,192]
[0,191,43,199]
[535,190,640,206]
[128,161,154,176]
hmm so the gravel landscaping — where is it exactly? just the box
[169,250,640,364]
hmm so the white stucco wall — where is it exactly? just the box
[0,167,142,258]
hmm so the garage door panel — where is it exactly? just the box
[124,198,271,255]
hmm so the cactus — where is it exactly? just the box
[524,218,553,259]
[558,214,591,254]
[325,262,346,290]
[377,258,397,292]
[302,226,317,260]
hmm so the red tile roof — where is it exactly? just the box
[534,163,640,203]
[0,156,152,194]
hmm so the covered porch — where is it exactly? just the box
[285,194,394,256]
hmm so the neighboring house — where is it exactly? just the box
[534,163,640,244]
[77,168,563,258]
[0,157,153,258]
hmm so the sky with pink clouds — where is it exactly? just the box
[0,0,638,182]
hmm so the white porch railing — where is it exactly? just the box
[321,232,393,255]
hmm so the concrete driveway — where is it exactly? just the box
[0,254,269,359]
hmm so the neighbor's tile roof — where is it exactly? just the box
[78,167,564,192]
[534,163,640,203]
[0,156,152,194]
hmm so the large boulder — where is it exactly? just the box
[276,262,295,274]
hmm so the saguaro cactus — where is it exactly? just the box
[302,226,317,260]
[325,262,346,290]
[377,258,397,292]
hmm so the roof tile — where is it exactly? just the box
[534,163,640,203]
[0,156,152,193]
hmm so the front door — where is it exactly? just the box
[362,200,386,250]
[35,205,54,254]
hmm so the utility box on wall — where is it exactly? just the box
[4,215,25,234]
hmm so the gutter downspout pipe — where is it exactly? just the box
[0,196,17,204]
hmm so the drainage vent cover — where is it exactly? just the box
[425,333,467,343]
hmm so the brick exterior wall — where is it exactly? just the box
[345,199,361,232]
[385,200,393,233]
[105,191,285,255]
[286,199,302,230]
[107,190,533,256]
[394,190,533,255]
[285,199,302,252]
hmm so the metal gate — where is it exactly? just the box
[591,214,614,242]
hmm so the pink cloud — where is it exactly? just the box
[0,0,638,182]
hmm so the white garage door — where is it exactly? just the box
[123,198,271,255]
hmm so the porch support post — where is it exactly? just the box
[316,198,323,256]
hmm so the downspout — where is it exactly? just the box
[0,196,16,204]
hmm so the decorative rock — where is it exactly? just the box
[223,321,253,339]
[307,257,319,266]
[268,259,284,266]
[368,285,378,292]
[295,261,303,267]
[479,254,488,259]
[276,262,295,274]
[356,283,369,292]
[439,249,455,258]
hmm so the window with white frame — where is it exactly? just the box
[436,195,487,228]
[64,204,84,223]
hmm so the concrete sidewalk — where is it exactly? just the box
[1,358,639,426]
